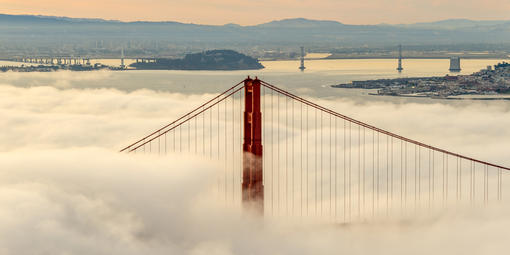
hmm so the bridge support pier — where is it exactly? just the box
[242,77,264,215]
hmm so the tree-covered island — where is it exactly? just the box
[130,50,264,70]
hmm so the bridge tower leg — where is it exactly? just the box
[242,77,264,214]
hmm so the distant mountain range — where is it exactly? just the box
[1,14,508,29]
[1,14,510,50]
[396,19,510,29]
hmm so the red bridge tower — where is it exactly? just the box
[242,77,264,214]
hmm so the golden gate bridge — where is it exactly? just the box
[121,77,509,222]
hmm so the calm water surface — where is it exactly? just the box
[0,58,508,104]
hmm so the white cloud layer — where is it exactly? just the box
[1,78,510,254]
[2,149,510,255]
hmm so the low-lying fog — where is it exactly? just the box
[1,71,509,254]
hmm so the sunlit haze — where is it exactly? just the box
[1,0,510,25]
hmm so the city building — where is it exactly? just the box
[449,57,461,72]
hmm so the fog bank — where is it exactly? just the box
[1,81,509,254]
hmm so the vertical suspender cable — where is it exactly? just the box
[387,136,389,214]
[224,99,227,202]
[217,101,220,161]
[405,142,407,210]
[321,111,323,217]
[270,90,275,216]
[446,154,449,202]
[278,93,280,215]
[470,161,474,202]
[390,137,393,212]
[484,165,487,204]
[301,102,303,217]
[202,110,205,156]
[499,167,502,201]
[414,145,417,210]
[457,158,460,203]
[432,151,435,205]
[335,117,338,220]
[376,132,380,213]
[372,130,375,218]
[232,94,235,203]
[460,159,462,201]
[315,108,318,216]
[195,113,197,155]
[349,121,352,220]
[306,105,309,216]
[286,97,288,216]
[418,146,421,204]
[401,141,403,212]
[473,163,476,203]
[292,99,295,216]
[330,115,333,218]
[429,149,431,208]
[188,117,190,154]
[209,106,212,158]
[345,120,347,221]
[358,125,361,218]
[442,153,446,206]
[363,127,366,218]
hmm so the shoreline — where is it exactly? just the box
[367,92,510,100]
[333,62,510,100]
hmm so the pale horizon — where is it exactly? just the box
[3,12,510,26]
[1,0,510,25]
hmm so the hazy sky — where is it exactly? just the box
[1,0,510,25]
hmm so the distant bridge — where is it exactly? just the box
[3,56,159,66]
[5,56,92,66]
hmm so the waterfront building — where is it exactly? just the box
[449,57,461,72]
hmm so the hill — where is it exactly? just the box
[129,50,264,70]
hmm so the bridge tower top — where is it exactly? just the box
[242,77,264,214]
